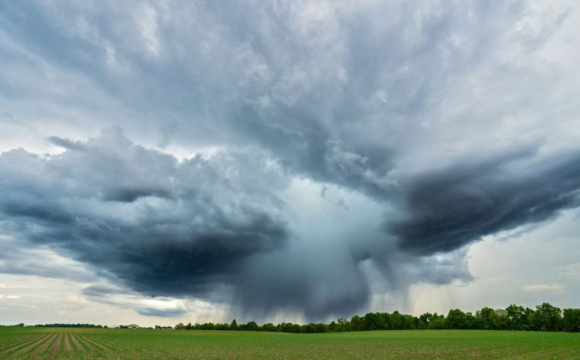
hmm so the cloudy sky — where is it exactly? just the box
[1,0,580,327]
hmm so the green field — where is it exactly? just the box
[1,327,580,359]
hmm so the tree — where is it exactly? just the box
[350,315,366,331]
[532,303,562,331]
[314,323,328,333]
[562,309,580,332]
[447,309,470,329]
[261,323,276,332]
[329,321,337,332]
[419,313,433,329]
[337,317,348,332]
[401,315,416,330]
[390,311,404,330]
[377,313,391,330]
[492,309,510,330]
[428,314,446,329]
[186,322,192,330]
[506,304,528,330]
[364,313,381,330]
[174,323,185,330]
[230,319,238,330]
[475,307,496,330]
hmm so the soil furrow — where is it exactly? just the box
[32,334,58,354]
[69,333,85,351]
[85,335,129,350]
[50,333,63,355]
[3,334,49,354]
[1,333,42,349]
[96,338,134,350]
[77,334,106,351]
[64,332,73,351]
[75,334,95,350]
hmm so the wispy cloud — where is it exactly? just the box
[523,284,564,292]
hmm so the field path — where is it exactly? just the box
[69,333,85,351]
[63,332,73,351]
[50,333,63,355]
[32,334,57,354]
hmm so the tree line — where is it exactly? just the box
[175,303,580,333]
[33,323,107,328]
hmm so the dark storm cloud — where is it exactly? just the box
[233,248,372,321]
[135,308,187,318]
[0,130,289,299]
[0,1,531,192]
[1,0,579,321]
[389,150,580,255]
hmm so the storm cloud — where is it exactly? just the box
[390,149,580,255]
[1,0,580,321]
[0,130,290,298]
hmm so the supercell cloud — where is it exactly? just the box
[1,0,580,321]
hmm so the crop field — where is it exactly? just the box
[1,327,579,360]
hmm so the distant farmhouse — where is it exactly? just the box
[127,324,139,329]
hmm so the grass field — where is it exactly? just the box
[1,327,579,359]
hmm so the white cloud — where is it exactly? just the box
[523,284,565,292]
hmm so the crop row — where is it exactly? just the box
[0,330,123,357]
[1,329,579,359]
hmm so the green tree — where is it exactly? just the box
[562,309,580,332]
[428,314,446,329]
[492,309,510,330]
[261,323,276,332]
[475,307,496,330]
[390,311,404,330]
[350,315,365,331]
[364,313,381,330]
[447,309,470,329]
[337,317,348,332]
[230,319,238,330]
[506,304,528,330]
[532,303,562,331]
[328,321,337,332]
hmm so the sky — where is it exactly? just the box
[1,0,580,328]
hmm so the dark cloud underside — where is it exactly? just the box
[0,132,289,298]
[0,0,579,320]
[389,151,580,255]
